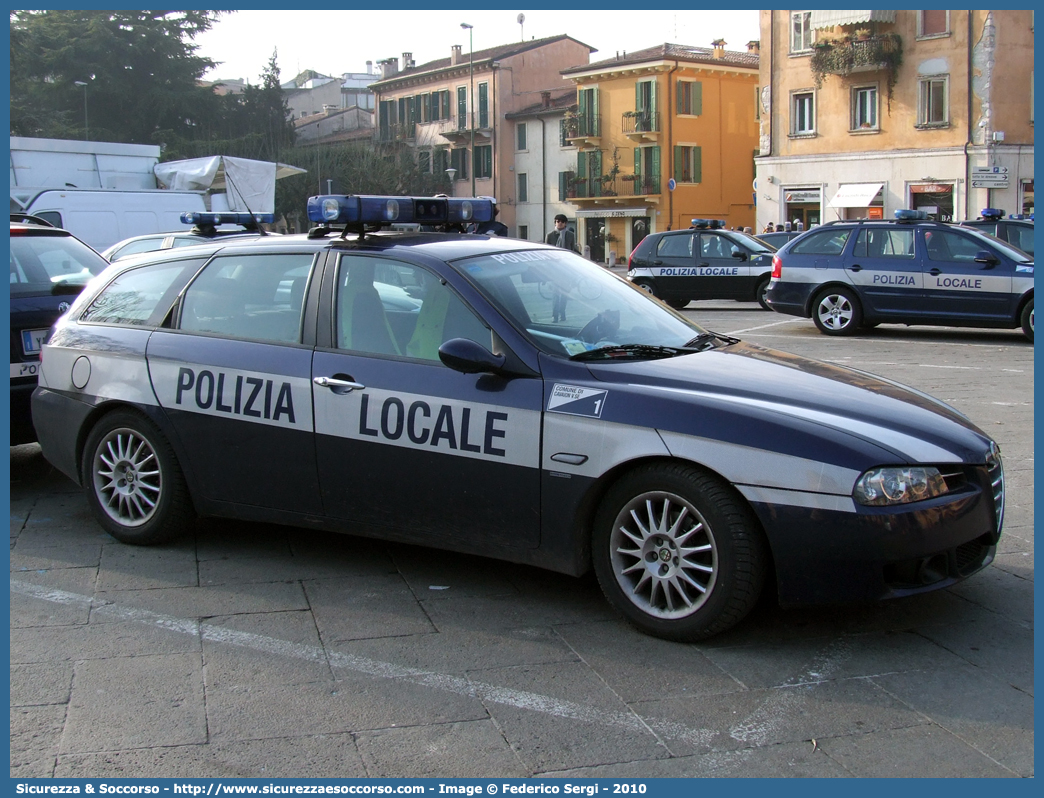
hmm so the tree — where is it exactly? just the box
[10,10,224,144]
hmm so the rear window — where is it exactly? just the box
[81,259,203,327]
[9,231,109,296]
[789,228,851,256]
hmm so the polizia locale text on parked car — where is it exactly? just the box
[32,195,1005,641]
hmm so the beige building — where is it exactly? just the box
[756,10,1034,229]
[369,35,594,233]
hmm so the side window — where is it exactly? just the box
[336,256,491,361]
[790,229,851,255]
[109,237,167,261]
[1008,226,1034,255]
[924,230,986,263]
[81,260,199,327]
[700,234,731,259]
[656,233,693,258]
[854,229,915,258]
[180,253,315,343]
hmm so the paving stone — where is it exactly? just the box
[10,704,65,778]
[817,724,1018,777]
[10,568,97,628]
[11,618,200,665]
[92,581,310,623]
[390,544,522,599]
[420,585,615,635]
[10,661,74,706]
[870,663,1034,776]
[474,660,667,772]
[356,719,526,777]
[11,540,104,572]
[97,541,200,591]
[61,653,207,754]
[304,574,436,642]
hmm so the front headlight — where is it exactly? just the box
[853,466,950,506]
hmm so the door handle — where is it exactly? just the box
[848,264,862,272]
[652,260,663,265]
[929,268,942,276]
[314,376,366,393]
[699,262,709,267]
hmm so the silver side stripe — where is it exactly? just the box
[737,484,857,514]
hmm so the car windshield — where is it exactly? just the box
[454,248,722,359]
[728,231,775,253]
[10,231,109,295]
[958,227,1033,263]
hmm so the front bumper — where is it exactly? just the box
[747,467,1002,607]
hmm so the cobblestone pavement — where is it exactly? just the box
[10,304,1033,778]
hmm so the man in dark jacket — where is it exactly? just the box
[545,214,578,251]
[474,198,509,236]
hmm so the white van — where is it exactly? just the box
[17,188,206,252]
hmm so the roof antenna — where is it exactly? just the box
[517,13,525,42]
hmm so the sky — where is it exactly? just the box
[194,10,762,83]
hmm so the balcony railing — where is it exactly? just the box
[379,122,416,142]
[622,111,661,136]
[810,33,902,101]
[621,175,661,195]
[563,115,602,141]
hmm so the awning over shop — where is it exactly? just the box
[810,10,897,29]
[575,207,648,218]
[828,182,884,208]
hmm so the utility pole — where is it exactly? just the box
[461,22,475,197]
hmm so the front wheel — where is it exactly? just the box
[755,277,771,311]
[81,410,194,545]
[632,279,659,298]
[592,463,767,641]
[1021,297,1033,342]
[666,298,690,310]
[811,286,863,336]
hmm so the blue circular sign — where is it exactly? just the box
[667,178,677,191]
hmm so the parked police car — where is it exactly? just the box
[32,195,1005,641]
[101,211,275,262]
[9,213,110,444]
[957,209,1033,258]
[627,220,776,310]
[766,210,1034,341]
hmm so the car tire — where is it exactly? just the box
[755,277,771,311]
[812,286,863,336]
[81,410,194,545]
[592,463,767,642]
[666,298,690,310]
[633,279,658,298]
[1021,297,1034,342]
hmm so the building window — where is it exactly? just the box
[517,173,528,203]
[474,145,492,179]
[518,225,528,241]
[559,170,574,200]
[918,76,948,126]
[918,10,949,37]
[790,11,814,53]
[516,122,527,151]
[433,148,449,177]
[450,148,468,180]
[791,91,815,135]
[418,150,431,173]
[677,80,702,116]
[851,86,878,131]
[457,86,468,129]
[559,119,573,147]
[673,145,702,183]
[478,83,489,129]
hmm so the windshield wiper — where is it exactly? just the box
[569,343,696,362]
[682,331,739,349]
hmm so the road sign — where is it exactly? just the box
[971,166,1010,189]
[667,178,677,191]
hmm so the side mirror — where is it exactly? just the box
[438,337,507,375]
[730,247,747,261]
[974,250,1000,267]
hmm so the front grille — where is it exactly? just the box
[955,538,991,575]
[986,445,1005,531]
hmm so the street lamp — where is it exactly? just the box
[461,22,475,197]
[445,167,457,192]
[74,81,88,141]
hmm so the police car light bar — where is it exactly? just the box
[979,208,1004,220]
[894,209,930,221]
[180,211,275,226]
[306,195,494,228]
[690,219,724,229]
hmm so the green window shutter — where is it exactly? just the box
[674,146,683,182]
[650,79,658,115]
[635,83,642,112]
[693,82,703,116]
[559,172,567,201]
[677,80,686,114]
[577,153,587,181]
[634,147,641,175]
[591,150,603,197]
[650,147,660,183]
[578,89,588,117]
[479,83,489,128]
[693,146,702,183]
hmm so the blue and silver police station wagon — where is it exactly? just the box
[766,210,1034,341]
[32,196,1006,641]
[626,220,776,310]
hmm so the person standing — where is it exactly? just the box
[546,214,578,322]
[475,198,509,235]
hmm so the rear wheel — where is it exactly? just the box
[755,277,771,311]
[592,463,767,641]
[81,410,193,545]
[811,286,863,336]
[666,298,690,310]
[633,279,658,298]
[1021,297,1033,342]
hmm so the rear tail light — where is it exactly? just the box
[628,249,634,269]
[771,254,782,279]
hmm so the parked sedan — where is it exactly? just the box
[33,195,1005,642]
